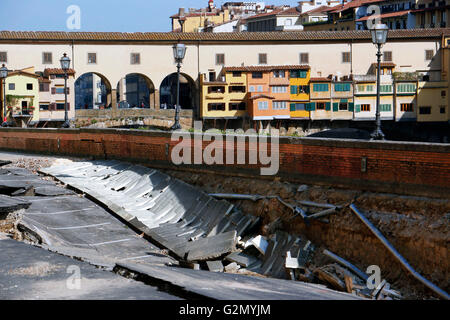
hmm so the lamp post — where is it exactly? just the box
[370,23,389,140]
[60,53,71,128]
[0,64,9,127]
[171,39,187,131]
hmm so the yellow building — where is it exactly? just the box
[309,77,332,120]
[171,4,230,32]
[4,67,39,126]
[289,67,311,119]
[200,68,247,119]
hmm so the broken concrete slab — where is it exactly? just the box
[185,231,237,262]
[34,186,75,196]
[0,160,12,167]
[0,195,31,214]
[0,238,180,300]
[116,262,362,300]
[225,251,259,268]
[206,260,224,272]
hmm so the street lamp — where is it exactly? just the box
[0,64,9,127]
[60,53,71,128]
[171,39,187,131]
[370,23,389,140]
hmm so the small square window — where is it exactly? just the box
[442,90,446,97]
[440,106,445,114]
[252,72,263,79]
[258,53,267,65]
[26,83,33,90]
[130,53,140,65]
[43,52,52,64]
[300,53,309,64]
[0,52,7,63]
[88,53,97,64]
[425,50,434,61]
[8,83,15,90]
[216,54,225,65]
[383,51,392,62]
[232,71,241,77]
[342,52,351,63]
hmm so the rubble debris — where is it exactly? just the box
[297,185,308,193]
[206,260,224,272]
[224,262,240,273]
[249,235,268,255]
[185,231,238,262]
[225,251,259,268]
[0,160,12,167]
[262,217,283,235]
[298,200,340,210]
[209,193,265,202]
[322,249,368,281]
[314,265,347,292]
[350,204,449,300]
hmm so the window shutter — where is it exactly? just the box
[355,104,361,113]
[310,102,316,111]
[290,103,296,111]
[348,102,354,112]
[66,87,70,94]
[325,102,331,111]
[290,86,297,94]
[333,102,339,112]
[67,103,70,110]
[50,103,56,111]
[51,87,56,94]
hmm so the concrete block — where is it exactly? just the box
[224,262,240,273]
[206,260,224,272]
[250,235,268,255]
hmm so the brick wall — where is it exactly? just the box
[0,128,449,198]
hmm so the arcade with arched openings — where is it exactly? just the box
[75,72,112,109]
[159,73,196,110]
[116,73,156,109]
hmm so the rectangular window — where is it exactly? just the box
[257,101,268,110]
[334,83,351,92]
[290,85,297,94]
[55,87,66,94]
[419,106,431,114]
[425,50,434,61]
[131,53,140,65]
[0,52,7,63]
[88,53,97,64]
[207,86,225,93]
[295,103,306,111]
[339,102,348,111]
[8,83,15,90]
[440,106,446,114]
[401,103,414,112]
[26,83,33,90]
[361,104,370,111]
[252,72,263,79]
[299,53,309,64]
[272,101,287,110]
[380,85,392,93]
[258,53,267,65]
[257,85,263,92]
[273,70,285,78]
[357,85,365,92]
[56,103,65,110]
[313,83,329,92]
[383,51,392,62]
[397,84,416,93]
[229,86,246,93]
[380,104,391,112]
[216,53,225,65]
[441,90,446,97]
[208,103,225,111]
[229,102,246,111]
[316,102,326,110]
[39,104,49,111]
[43,52,52,64]
[342,52,351,63]
[366,85,374,91]
[298,85,309,94]
[39,82,49,92]
[271,86,287,93]
[232,71,241,77]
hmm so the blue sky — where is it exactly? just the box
[0,0,298,32]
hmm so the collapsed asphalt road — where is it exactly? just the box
[0,155,359,300]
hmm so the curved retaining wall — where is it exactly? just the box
[0,128,449,198]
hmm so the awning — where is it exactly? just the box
[356,10,410,22]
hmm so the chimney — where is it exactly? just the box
[179,8,185,16]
